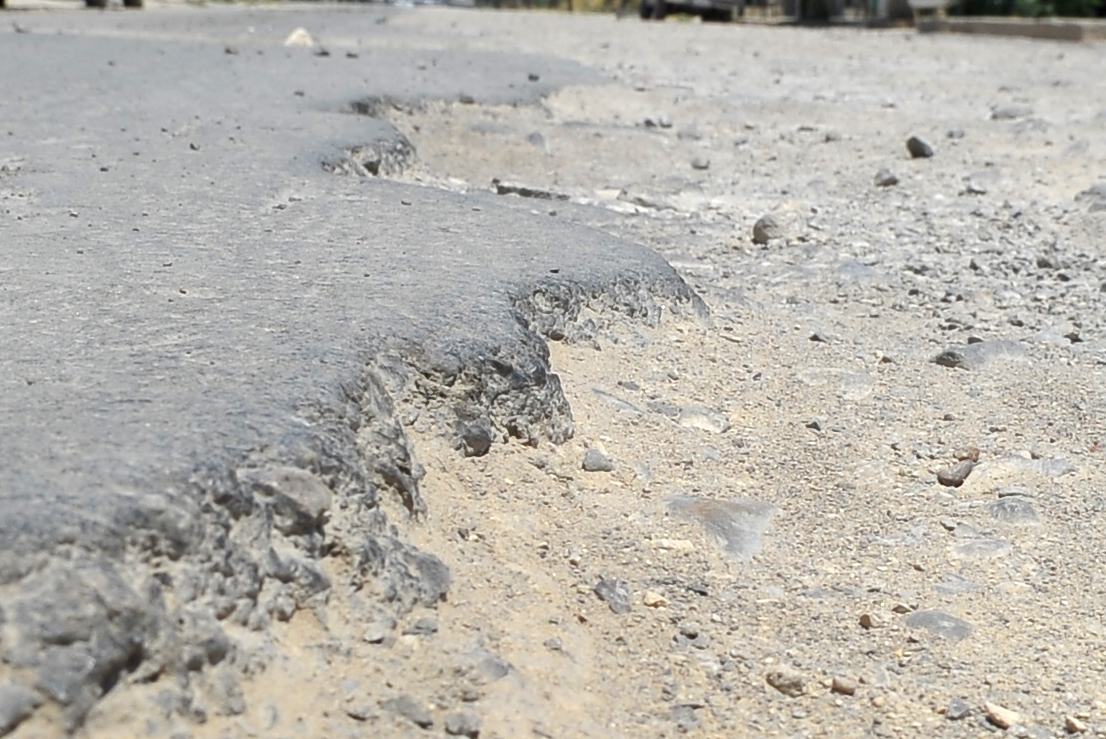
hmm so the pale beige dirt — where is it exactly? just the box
[58,7,1106,739]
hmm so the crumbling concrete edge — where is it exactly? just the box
[0,264,705,737]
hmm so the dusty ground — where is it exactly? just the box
[63,7,1106,739]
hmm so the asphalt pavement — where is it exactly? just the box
[0,7,700,733]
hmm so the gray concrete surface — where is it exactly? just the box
[0,8,701,733]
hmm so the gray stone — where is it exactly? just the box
[677,124,702,141]
[934,340,1026,370]
[991,104,1034,120]
[463,648,512,682]
[691,156,710,170]
[986,497,1040,525]
[676,406,731,434]
[346,701,377,721]
[670,705,700,731]
[677,620,701,639]
[383,695,433,728]
[765,667,806,697]
[458,417,493,458]
[582,449,614,472]
[647,400,679,418]
[937,460,975,488]
[946,697,972,720]
[1075,183,1106,212]
[445,712,481,737]
[874,167,899,187]
[905,610,972,641]
[403,616,439,636]
[906,135,935,158]
[752,210,807,244]
[593,577,631,614]
[934,574,981,596]
[951,538,1012,560]
[667,496,777,561]
[0,684,42,736]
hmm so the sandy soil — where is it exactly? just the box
[65,7,1106,739]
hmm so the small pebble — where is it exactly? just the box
[874,167,899,187]
[594,577,632,614]
[643,591,668,607]
[582,449,614,472]
[382,695,433,729]
[984,701,1020,729]
[1065,715,1088,733]
[765,667,806,698]
[906,135,935,158]
[752,210,807,244]
[937,460,974,487]
[691,156,710,170]
[945,697,972,721]
[444,711,482,737]
[831,676,857,696]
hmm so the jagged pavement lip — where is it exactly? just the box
[0,17,708,736]
[0,233,706,737]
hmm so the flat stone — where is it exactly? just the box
[403,616,439,636]
[676,406,731,434]
[934,340,1026,370]
[991,104,1033,120]
[346,701,377,721]
[904,610,972,641]
[950,538,1012,560]
[383,695,433,728]
[831,676,858,696]
[666,496,777,561]
[691,156,710,170]
[363,621,392,644]
[986,497,1040,525]
[934,574,981,596]
[491,178,569,201]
